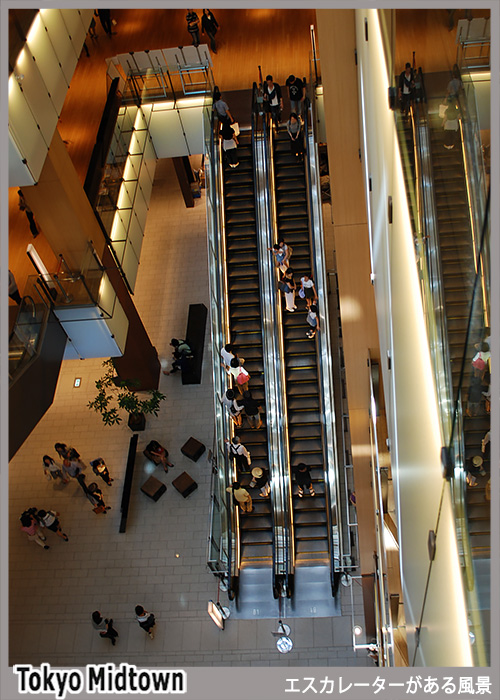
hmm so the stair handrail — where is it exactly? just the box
[205,105,239,597]
[302,89,345,591]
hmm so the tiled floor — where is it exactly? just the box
[9,159,370,668]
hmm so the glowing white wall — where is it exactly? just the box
[355,9,473,666]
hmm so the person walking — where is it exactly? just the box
[222,388,244,426]
[92,611,119,646]
[86,482,111,514]
[221,121,239,168]
[263,75,283,127]
[20,510,49,550]
[186,10,200,47]
[249,467,271,497]
[135,605,156,639]
[279,269,297,312]
[17,190,40,238]
[225,436,251,472]
[96,9,113,37]
[228,357,250,394]
[36,509,69,541]
[90,458,114,486]
[306,303,320,338]
[144,440,174,472]
[201,9,218,53]
[54,442,69,460]
[62,454,85,481]
[286,112,303,159]
[241,390,263,430]
[226,481,253,514]
[300,274,317,310]
[8,270,22,304]
[293,463,315,497]
[285,75,305,116]
[42,455,68,483]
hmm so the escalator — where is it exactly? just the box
[428,112,490,558]
[222,129,274,569]
[272,126,330,566]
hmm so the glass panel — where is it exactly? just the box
[8,76,49,179]
[39,9,78,85]
[26,15,68,115]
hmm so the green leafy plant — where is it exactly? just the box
[88,359,166,426]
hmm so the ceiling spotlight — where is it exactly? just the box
[353,625,363,636]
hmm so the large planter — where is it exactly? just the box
[128,412,146,432]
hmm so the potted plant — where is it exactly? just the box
[88,359,166,431]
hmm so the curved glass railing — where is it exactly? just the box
[396,68,490,665]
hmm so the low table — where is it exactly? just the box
[181,437,205,462]
[140,476,167,502]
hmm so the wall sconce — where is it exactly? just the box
[207,600,230,630]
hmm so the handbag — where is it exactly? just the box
[298,288,306,299]
[93,505,106,514]
[236,368,250,385]
[231,122,240,137]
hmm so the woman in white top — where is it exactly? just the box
[221,343,235,369]
[281,269,296,312]
[300,274,317,310]
[221,121,239,168]
[228,357,249,394]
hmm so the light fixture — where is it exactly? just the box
[353,625,363,636]
[73,377,81,388]
[207,601,230,630]
[175,553,180,558]
[276,635,293,653]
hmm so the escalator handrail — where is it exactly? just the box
[261,113,296,593]
[303,90,345,585]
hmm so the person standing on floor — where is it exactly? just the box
[54,443,69,460]
[86,482,111,513]
[43,455,68,483]
[20,510,49,550]
[286,112,304,159]
[285,75,305,116]
[90,458,114,486]
[135,605,156,639]
[92,611,119,646]
[279,268,297,312]
[17,190,39,238]
[222,388,244,426]
[36,509,69,541]
[306,303,320,338]
[263,75,283,127]
[96,9,113,37]
[201,9,218,53]
[225,436,251,472]
[221,121,239,169]
[249,467,271,497]
[241,390,263,430]
[227,482,253,514]
[300,274,317,310]
[293,463,315,497]
[186,10,200,47]
[8,270,22,304]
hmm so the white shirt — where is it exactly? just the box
[301,277,314,289]
[221,348,234,366]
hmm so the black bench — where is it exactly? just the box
[119,434,138,533]
[182,303,208,385]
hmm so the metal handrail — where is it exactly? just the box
[303,91,344,592]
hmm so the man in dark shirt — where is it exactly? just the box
[242,391,263,429]
[263,75,283,127]
[293,463,315,497]
[286,75,305,116]
[186,9,200,47]
[398,62,415,117]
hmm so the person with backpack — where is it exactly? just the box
[225,436,251,472]
[228,356,250,394]
[36,509,69,541]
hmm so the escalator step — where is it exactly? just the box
[226,225,258,238]
[230,304,263,319]
[294,510,328,525]
[276,218,309,231]
[240,544,273,560]
[287,395,320,411]
[240,519,273,535]
[226,212,257,226]
[277,191,307,206]
[293,495,326,510]
[229,291,261,306]
[231,319,262,334]
[286,353,317,370]
[290,437,322,453]
[286,367,318,382]
[289,423,322,439]
[295,539,329,554]
[288,409,321,424]
[286,381,319,397]
[295,524,328,540]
